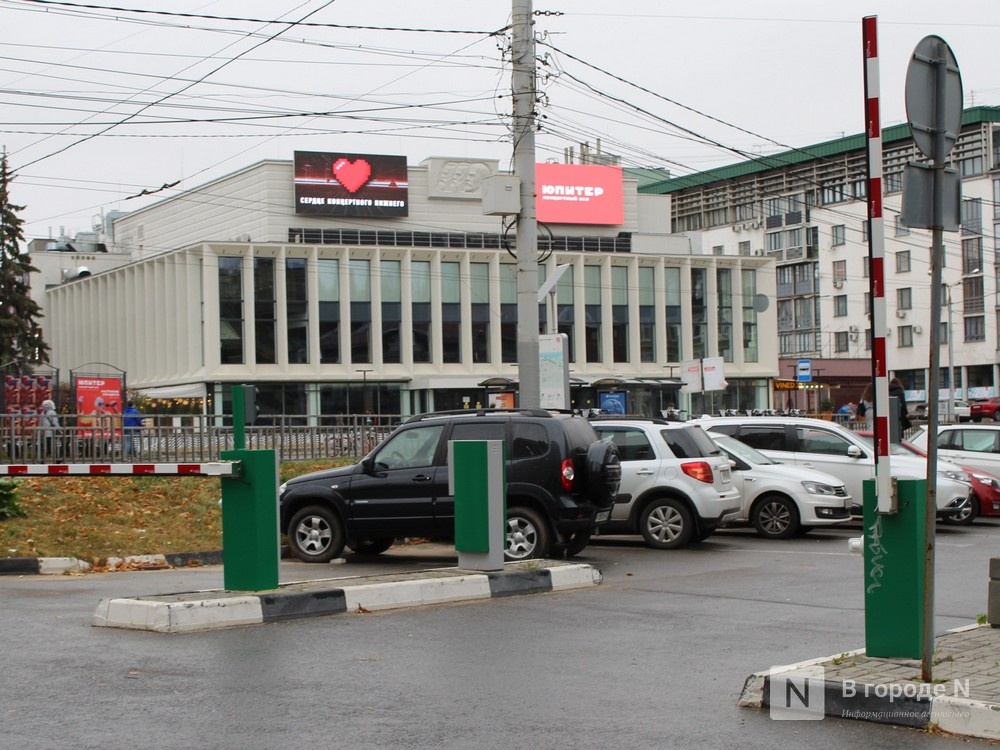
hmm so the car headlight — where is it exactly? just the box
[801,480,840,495]
[937,468,970,484]
[279,482,287,495]
[973,474,1000,490]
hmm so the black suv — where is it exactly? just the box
[280,409,622,562]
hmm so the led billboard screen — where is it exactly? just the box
[536,163,624,225]
[293,151,409,217]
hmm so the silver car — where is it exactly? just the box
[591,418,741,549]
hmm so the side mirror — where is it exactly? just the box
[361,456,376,475]
[847,445,863,459]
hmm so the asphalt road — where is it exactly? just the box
[3,520,998,749]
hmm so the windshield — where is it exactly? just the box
[854,434,916,457]
[711,433,778,465]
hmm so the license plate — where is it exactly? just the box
[595,510,611,523]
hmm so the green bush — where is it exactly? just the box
[0,479,26,519]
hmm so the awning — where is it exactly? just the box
[139,383,208,400]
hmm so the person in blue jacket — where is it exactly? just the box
[122,400,143,459]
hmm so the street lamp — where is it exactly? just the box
[945,268,979,423]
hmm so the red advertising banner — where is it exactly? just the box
[293,151,409,217]
[75,377,123,438]
[536,163,624,225]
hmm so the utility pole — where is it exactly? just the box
[512,0,540,408]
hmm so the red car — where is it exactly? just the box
[970,397,1000,423]
[856,430,1000,524]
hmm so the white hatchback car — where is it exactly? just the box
[697,416,972,519]
[711,433,852,538]
[591,418,741,549]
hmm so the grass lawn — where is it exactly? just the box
[0,458,352,562]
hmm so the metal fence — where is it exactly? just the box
[0,413,403,464]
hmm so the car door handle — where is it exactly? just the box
[635,469,655,476]
[412,474,432,482]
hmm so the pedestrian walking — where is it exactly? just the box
[38,399,59,461]
[122,400,143,459]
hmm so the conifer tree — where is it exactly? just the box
[0,153,49,370]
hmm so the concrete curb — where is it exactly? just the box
[91,561,602,633]
[1,550,224,576]
[738,634,1000,740]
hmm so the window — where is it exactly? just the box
[639,267,655,363]
[834,331,849,353]
[895,215,910,236]
[470,262,490,364]
[832,259,847,284]
[441,261,461,363]
[717,268,732,363]
[896,250,911,273]
[832,225,846,246]
[381,260,402,364]
[373,425,444,470]
[962,237,983,276]
[862,220,870,242]
[318,259,340,364]
[796,427,854,456]
[962,198,983,234]
[852,179,867,199]
[585,265,602,363]
[821,182,847,205]
[253,257,276,364]
[834,295,847,317]
[219,256,244,364]
[612,266,629,362]
[286,258,308,363]
[712,245,724,255]
[665,267,681,362]
[897,287,912,310]
[885,171,903,193]
[412,261,432,363]
[738,240,751,256]
[510,423,549,459]
[594,426,654,462]
[350,259,372,363]
[898,325,914,347]
[965,315,985,343]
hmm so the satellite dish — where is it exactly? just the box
[752,294,769,313]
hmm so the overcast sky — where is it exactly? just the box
[3,0,999,242]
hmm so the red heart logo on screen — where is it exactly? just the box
[332,158,372,193]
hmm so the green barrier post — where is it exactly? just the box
[219,384,278,591]
[863,477,926,658]
[450,439,506,571]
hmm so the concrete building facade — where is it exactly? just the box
[39,156,779,418]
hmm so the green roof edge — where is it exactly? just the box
[640,105,1000,194]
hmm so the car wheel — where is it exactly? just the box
[287,505,346,563]
[943,497,978,526]
[752,495,800,539]
[639,498,694,549]
[993,409,1000,422]
[972,416,983,423]
[350,537,395,555]
[585,441,622,506]
[505,506,551,561]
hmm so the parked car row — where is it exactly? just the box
[277,409,981,565]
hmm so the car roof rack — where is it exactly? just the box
[403,407,555,424]
[589,414,670,424]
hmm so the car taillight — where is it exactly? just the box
[561,458,575,491]
[681,461,714,484]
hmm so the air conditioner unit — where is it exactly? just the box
[896,310,907,319]
[753,249,765,256]
[885,328,892,337]
[848,325,860,333]
[912,325,923,334]
[849,333,859,342]
[832,280,843,289]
